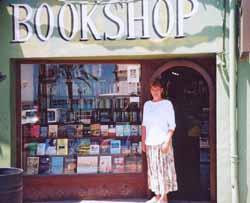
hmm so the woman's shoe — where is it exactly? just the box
[145,196,159,203]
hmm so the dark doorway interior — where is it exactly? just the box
[161,67,210,201]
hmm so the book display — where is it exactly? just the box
[21,64,143,175]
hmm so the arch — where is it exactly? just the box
[151,59,216,202]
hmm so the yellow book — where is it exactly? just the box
[57,139,68,155]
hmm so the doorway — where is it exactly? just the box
[151,60,216,202]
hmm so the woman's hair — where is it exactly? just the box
[150,78,164,88]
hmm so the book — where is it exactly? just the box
[30,124,40,138]
[36,143,46,156]
[26,156,39,175]
[112,156,125,173]
[101,125,109,136]
[77,156,98,174]
[99,156,112,173]
[130,125,138,136]
[48,125,58,138]
[40,126,48,138]
[45,139,57,155]
[82,124,91,136]
[115,125,124,137]
[108,125,116,137]
[64,157,77,174]
[121,140,131,155]
[25,142,38,156]
[51,156,64,174]
[90,123,101,136]
[131,142,139,155]
[125,155,137,173]
[110,140,121,154]
[75,124,83,138]
[39,156,50,174]
[76,138,91,155]
[57,139,68,155]
[100,139,110,155]
[68,139,76,156]
[89,142,100,155]
[123,124,130,136]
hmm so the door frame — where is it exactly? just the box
[151,59,216,202]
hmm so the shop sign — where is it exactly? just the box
[10,0,199,43]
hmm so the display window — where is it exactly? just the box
[20,63,142,175]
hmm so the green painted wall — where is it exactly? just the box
[238,58,250,203]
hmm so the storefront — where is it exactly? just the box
[0,0,241,203]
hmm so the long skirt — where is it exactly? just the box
[146,142,178,195]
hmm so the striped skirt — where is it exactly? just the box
[146,142,178,195]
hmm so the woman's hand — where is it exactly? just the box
[161,141,171,154]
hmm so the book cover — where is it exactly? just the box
[39,156,50,174]
[82,124,91,136]
[115,125,124,137]
[108,125,116,137]
[57,139,68,155]
[64,157,77,174]
[36,143,46,156]
[138,141,142,154]
[123,124,130,136]
[90,123,101,136]
[25,142,38,156]
[89,142,100,155]
[138,125,142,136]
[45,139,57,155]
[76,138,91,155]
[57,125,66,137]
[48,125,58,138]
[30,124,40,138]
[125,155,137,173]
[121,140,131,155]
[77,156,98,174]
[65,125,76,138]
[112,156,125,173]
[68,139,76,156]
[26,156,39,175]
[130,125,138,136]
[99,156,112,173]
[40,126,48,138]
[51,156,64,174]
[131,142,139,155]
[110,140,121,155]
[100,139,110,155]
[101,125,109,136]
[75,124,83,138]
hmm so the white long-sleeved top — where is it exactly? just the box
[142,99,176,146]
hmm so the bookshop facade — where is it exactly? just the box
[0,1,235,203]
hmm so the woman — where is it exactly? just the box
[142,78,178,203]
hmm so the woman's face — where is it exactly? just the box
[150,85,163,100]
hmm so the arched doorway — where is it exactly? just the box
[151,60,216,202]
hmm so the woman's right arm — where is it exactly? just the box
[141,102,147,153]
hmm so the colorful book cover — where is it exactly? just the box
[130,125,138,136]
[100,139,110,155]
[36,143,46,156]
[125,155,137,173]
[123,124,130,136]
[115,125,124,137]
[101,125,109,136]
[30,124,40,138]
[131,142,139,155]
[108,125,116,137]
[40,126,48,138]
[77,156,98,174]
[89,142,100,155]
[76,138,91,155]
[48,125,58,138]
[82,124,91,136]
[51,156,64,174]
[64,157,77,174]
[39,156,50,174]
[112,156,125,173]
[110,140,121,154]
[57,139,68,155]
[58,125,66,137]
[45,139,57,155]
[121,140,131,155]
[25,142,38,156]
[68,139,76,156]
[90,123,101,136]
[99,156,112,173]
[26,156,39,175]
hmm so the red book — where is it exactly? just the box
[30,125,40,138]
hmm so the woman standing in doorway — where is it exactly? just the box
[142,78,178,203]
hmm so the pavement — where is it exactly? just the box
[31,199,212,203]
